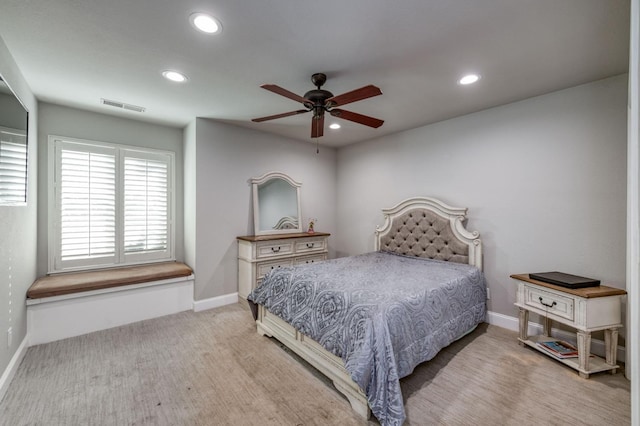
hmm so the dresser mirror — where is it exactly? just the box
[0,74,29,205]
[251,171,302,235]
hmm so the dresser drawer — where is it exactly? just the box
[257,259,293,278]
[294,237,327,254]
[256,240,294,259]
[524,284,574,321]
[294,254,326,266]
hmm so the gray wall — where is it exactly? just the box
[37,103,185,276]
[0,37,38,382]
[183,120,196,276]
[335,75,628,322]
[186,118,337,300]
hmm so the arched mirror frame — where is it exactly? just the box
[251,171,302,235]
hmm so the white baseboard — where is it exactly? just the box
[0,333,29,404]
[27,276,194,346]
[193,292,239,312]
[486,310,625,361]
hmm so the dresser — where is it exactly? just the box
[511,273,626,378]
[237,232,330,299]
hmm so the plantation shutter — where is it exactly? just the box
[58,142,116,268]
[123,151,170,261]
[51,138,174,272]
[0,127,27,203]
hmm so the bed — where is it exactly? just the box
[247,197,485,425]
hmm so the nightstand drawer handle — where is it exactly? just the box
[306,243,315,248]
[271,246,281,253]
[539,297,557,308]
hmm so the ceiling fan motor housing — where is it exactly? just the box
[304,89,333,116]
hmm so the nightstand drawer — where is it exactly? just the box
[294,237,327,254]
[256,240,294,259]
[257,259,293,277]
[524,284,574,321]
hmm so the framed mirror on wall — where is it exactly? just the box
[0,74,29,205]
[251,171,302,235]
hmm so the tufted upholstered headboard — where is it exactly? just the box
[374,197,482,270]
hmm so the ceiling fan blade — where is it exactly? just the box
[325,85,382,107]
[252,109,309,123]
[261,84,312,106]
[311,114,324,138]
[330,109,384,128]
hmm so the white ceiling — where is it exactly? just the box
[0,0,630,147]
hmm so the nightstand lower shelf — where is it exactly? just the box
[518,334,618,377]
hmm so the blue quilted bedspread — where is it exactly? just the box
[248,251,486,425]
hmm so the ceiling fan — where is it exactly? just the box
[252,73,384,138]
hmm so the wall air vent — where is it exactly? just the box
[100,98,146,113]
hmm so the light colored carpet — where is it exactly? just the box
[0,303,630,425]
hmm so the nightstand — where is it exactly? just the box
[511,273,626,378]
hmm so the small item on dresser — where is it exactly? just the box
[536,340,579,359]
[529,271,600,289]
[307,218,317,234]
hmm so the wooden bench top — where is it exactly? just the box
[27,262,193,299]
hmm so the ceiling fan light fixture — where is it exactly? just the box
[329,123,341,130]
[162,70,188,83]
[459,74,480,85]
[190,12,222,34]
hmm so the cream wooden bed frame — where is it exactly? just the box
[254,196,483,419]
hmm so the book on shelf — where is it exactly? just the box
[536,340,579,359]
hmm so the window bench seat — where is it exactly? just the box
[26,262,195,345]
[27,261,193,300]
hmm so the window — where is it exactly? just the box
[0,126,28,204]
[49,136,174,272]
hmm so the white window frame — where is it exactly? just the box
[48,135,175,273]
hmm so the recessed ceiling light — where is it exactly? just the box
[190,12,222,34]
[459,74,480,85]
[329,123,341,130]
[162,70,188,83]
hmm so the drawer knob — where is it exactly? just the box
[271,246,281,253]
[538,297,557,309]
[306,243,315,248]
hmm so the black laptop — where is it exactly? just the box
[529,271,600,289]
